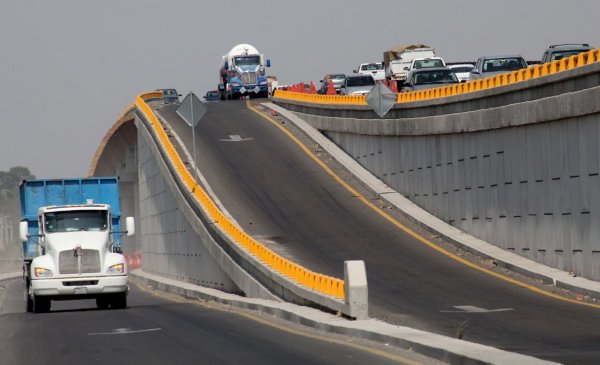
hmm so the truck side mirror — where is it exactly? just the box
[19,221,28,242]
[125,217,135,237]
[266,59,271,67]
[353,69,358,73]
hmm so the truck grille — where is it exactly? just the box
[59,249,101,274]
[241,72,257,85]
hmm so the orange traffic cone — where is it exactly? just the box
[390,80,398,93]
[309,81,317,94]
[298,82,306,93]
[383,79,389,87]
[326,80,336,95]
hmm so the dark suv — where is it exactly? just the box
[541,44,593,64]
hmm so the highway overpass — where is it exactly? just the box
[10,50,600,364]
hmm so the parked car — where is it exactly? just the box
[157,88,181,104]
[354,62,386,81]
[204,90,220,102]
[447,64,475,82]
[409,57,446,70]
[469,55,528,80]
[541,43,593,64]
[339,75,375,95]
[318,74,346,94]
[401,67,459,92]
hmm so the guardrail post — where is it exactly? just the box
[344,260,368,319]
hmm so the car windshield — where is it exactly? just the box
[451,66,474,73]
[207,91,218,97]
[361,63,383,71]
[163,89,177,96]
[233,56,260,66]
[414,59,444,69]
[413,70,458,84]
[551,50,588,61]
[483,58,527,72]
[45,210,108,233]
[331,74,346,80]
[347,76,375,87]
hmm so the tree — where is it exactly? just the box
[0,167,35,260]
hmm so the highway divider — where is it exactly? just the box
[274,48,600,105]
[133,92,368,319]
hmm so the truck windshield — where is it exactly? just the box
[45,210,108,233]
[361,64,383,71]
[347,76,375,87]
[233,56,260,66]
[483,58,527,72]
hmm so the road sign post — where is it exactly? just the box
[176,92,206,189]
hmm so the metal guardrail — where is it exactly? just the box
[134,92,345,301]
[275,49,600,105]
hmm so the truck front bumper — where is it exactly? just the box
[231,85,268,95]
[31,275,128,297]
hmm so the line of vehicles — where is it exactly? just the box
[194,42,594,103]
[287,43,594,96]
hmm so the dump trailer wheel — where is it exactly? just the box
[25,291,34,313]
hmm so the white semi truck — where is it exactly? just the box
[218,43,271,100]
[19,177,135,313]
[383,44,436,82]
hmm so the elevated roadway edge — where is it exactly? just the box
[263,102,600,300]
[129,269,557,365]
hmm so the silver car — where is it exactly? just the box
[339,75,375,95]
[469,55,527,80]
[401,67,459,92]
[319,74,346,94]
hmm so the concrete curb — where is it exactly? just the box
[263,102,600,299]
[0,272,21,282]
[131,269,557,365]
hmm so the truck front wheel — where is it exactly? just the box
[111,292,127,309]
[33,295,50,313]
[96,297,109,310]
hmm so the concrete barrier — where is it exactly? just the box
[272,62,600,283]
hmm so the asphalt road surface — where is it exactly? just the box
[0,277,442,365]
[157,100,600,364]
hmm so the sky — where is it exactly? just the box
[1,0,600,178]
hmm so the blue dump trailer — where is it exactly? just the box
[19,177,135,313]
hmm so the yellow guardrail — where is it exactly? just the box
[275,49,600,105]
[135,92,345,300]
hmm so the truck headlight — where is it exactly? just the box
[34,267,53,278]
[107,263,125,274]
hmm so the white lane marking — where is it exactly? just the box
[440,305,514,313]
[88,327,162,336]
[219,134,253,142]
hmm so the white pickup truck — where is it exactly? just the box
[354,62,386,81]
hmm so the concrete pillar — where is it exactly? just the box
[344,260,368,319]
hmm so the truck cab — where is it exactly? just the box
[19,177,134,313]
[383,45,435,82]
[219,44,271,100]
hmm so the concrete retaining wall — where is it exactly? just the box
[274,64,600,281]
